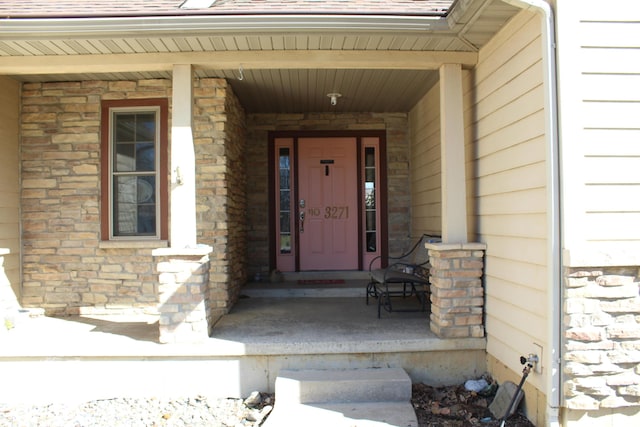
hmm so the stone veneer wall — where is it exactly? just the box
[193,78,247,325]
[245,113,411,277]
[20,78,245,318]
[154,249,211,343]
[427,242,486,338]
[21,80,173,315]
[564,267,640,410]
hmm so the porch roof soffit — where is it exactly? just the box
[0,0,518,62]
[0,0,519,113]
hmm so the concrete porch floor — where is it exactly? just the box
[0,280,487,404]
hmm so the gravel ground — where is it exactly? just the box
[0,382,535,427]
[0,393,274,427]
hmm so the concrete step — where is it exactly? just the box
[263,368,418,427]
[242,281,365,298]
[282,271,370,281]
[276,368,412,404]
[263,401,418,427]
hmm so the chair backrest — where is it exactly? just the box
[410,234,441,266]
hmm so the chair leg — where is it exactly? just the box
[377,289,393,318]
[366,281,378,305]
[377,291,387,318]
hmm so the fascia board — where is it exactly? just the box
[0,14,451,39]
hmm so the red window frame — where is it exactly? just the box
[100,99,169,241]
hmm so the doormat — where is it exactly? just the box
[297,279,345,285]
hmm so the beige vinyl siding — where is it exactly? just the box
[469,9,547,392]
[580,3,640,242]
[558,0,640,262]
[0,76,21,300]
[409,82,442,237]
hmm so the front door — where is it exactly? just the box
[298,137,359,270]
[271,132,385,273]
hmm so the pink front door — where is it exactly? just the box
[298,137,359,270]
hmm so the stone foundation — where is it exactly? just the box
[426,242,486,338]
[563,267,640,410]
[153,247,212,344]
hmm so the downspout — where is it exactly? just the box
[501,1,561,426]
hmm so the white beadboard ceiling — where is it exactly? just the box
[0,0,520,113]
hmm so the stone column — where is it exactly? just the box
[427,242,486,338]
[153,246,213,344]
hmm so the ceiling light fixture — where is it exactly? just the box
[327,92,342,106]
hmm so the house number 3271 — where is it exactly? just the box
[324,206,349,219]
[307,206,350,219]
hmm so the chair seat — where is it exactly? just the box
[366,234,440,318]
[370,268,429,285]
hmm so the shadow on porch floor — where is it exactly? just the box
[1,287,484,357]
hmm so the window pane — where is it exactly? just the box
[136,113,156,141]
[114,176,137,235]
[366,211,376,231]
[136,143,155,171]
[280,190,290,210]
[365,149,375,167]
[137,205,156,234]
[365,185,375,209]
[280,212,290,233]
[115,114,135,142]
[365,168,375,182]
[137,175,156,204]
[279,149,290,169]
[113,175,156,236]
[279,170,290,189]
[366,232,377,252]
[280,235,291,254]
[115,143,135,172]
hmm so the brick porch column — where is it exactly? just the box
[152,246,213,344]
[426,242,486,338]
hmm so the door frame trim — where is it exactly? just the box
[268,130,388,272]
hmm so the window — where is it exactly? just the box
[364,146,377,252]
[278,147,292,254]
[273,137,295,272]
[101,99,168,241]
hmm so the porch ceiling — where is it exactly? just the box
[0,0,520,113]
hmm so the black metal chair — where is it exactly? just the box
[366,234,440,318]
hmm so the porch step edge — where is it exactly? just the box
[262,401,418,427]
[274,368,411,405]
[241,286,364,298]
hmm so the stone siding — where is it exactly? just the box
[245,112,411,277]
[20,78,245,319]
[21,80,172,315]
[427,242,486,338]
[564,267,640,410]
[154,250,211,343]
[193,78,247,324]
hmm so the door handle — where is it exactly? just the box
[299,211,305,233]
